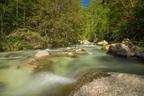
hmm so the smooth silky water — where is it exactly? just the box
[0,45,144,96]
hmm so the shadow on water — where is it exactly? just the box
[0,45,144,96]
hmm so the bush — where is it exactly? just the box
[2,29,48,51]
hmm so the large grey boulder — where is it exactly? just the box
[71,72,144,96]
[107,43,135,57]
[107,39,144,60]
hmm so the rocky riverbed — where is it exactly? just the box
[0,45,144,96]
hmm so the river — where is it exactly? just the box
[0,45,144,96]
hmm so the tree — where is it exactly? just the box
[37,0,83,47]
[87,0,110,41]
[107,0,138,41]
[126,0,144,46]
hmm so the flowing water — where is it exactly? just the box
[0,45,144,96]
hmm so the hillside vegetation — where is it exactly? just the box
[0,0,144,51]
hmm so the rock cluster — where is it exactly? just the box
[78,40,93,45]
[107,39,144,60]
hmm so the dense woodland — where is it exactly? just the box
[0,0,144,51]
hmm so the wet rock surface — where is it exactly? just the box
[70,72,144,96]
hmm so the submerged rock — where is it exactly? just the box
[75,48,87,54]
[70,72,144,96]
[34,50,50,59]
[65,52,77,57]
[64,48,87,57]
[19,57,54,72]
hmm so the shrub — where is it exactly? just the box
[2,29,48,51]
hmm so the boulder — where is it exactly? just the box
[107,41,144,60]
[71,72,144,96]
[107,43,135,57]
[34,50,50,59]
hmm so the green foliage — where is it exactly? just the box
[0,0,144,51]
[37,0,83,47]
[85,0,144,47]
[85,0,110,41]
[0,0,37,35]
[78,0,111,41]
[2,29,48,51]
[126,0,144,46]
[105,0,137,41]
[0,0,83,50]
[79,8,95,41]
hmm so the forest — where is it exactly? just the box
[0,0,144,51]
